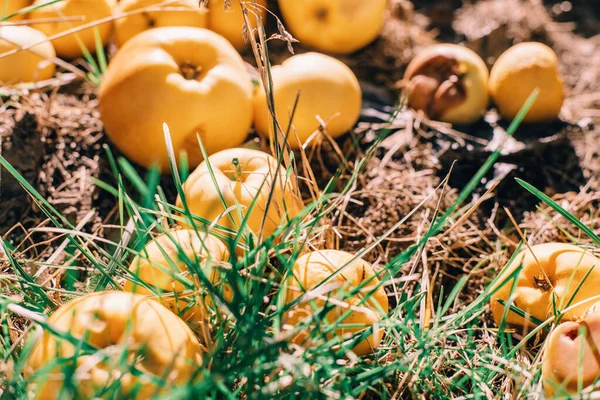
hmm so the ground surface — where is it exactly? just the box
[1,0,600,398]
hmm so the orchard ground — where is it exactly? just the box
[2,0,600,398]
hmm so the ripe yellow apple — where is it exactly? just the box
[0,25,55,84]
[490,243,600,331]
[253,52,361,149]
[278,0,388,54]
[404,44,489,124]
[489,42,564,123]
[29,0,113,59]
[283,250,389,356]
[1,0,31,20]
[176,148,303,239]
[25,291,203,399]
[123,229,231,327]
[208,0,267,50]
[542,302,600,398]
[114,0,208,47]
[99,27,253,171]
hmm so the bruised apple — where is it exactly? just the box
[114,0,208,47]
[124,229,231,328]
[490,243,600,330]
[404,44,489,124]
[542,302,600,398]
[0,0,31,20]
[29,0,113,59]
[489,42,564,123]
[25,291,203,399]
[99,27,253,171]
[176,148,303,239]
[208,0,267,50]
[283,250,389,356]
[278,0,388,54]
[253,52,361,149]
[0,25,55,84]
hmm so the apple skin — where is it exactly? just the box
[542,302,600,398]
[0,0,32,20]
[0,25,55,84]
[404,44,489,124]
[29,0,113,59]
[114,0,208,47]
[176,148,303,240]
[99,27,254,171]
[490,42,564,123]
[208,0,267,50]
[123,229,231,328]
[253,52,362,149]
[278,0,388,54]
[490,243,600,331]
[283,250,389,356]
[25,291,203,399]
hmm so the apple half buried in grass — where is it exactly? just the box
[25,291,203,399]
[542,301,600,398]
[176,148,303,240]
[0,0,31,20]
[404,44,489,124]
[283,250,389,356]
[29,0,113,59]
[208,0,267,50]
[253,52,362,149]
[114,0,208,47]
[99,27,254,171]
[278,0,388,54]
[123,228,231,328]
[490,243,600,331]
[0,25,55,84]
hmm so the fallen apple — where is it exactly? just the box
[99,27,254,171]
[542,301,600,398]
[123,228,231,328]
[29,0,113,59]
[114,0,208,47]
[0,24,55,84]
[489,42,564,123]
[208,0,267,50]
[283,250,389,356]
[0,0,31,20]
[490,243,600,331]
[278,0,388,54]
[176,148,303,240]
[404,44,489,124]
[253,52,362,149]
[25,291,203,399]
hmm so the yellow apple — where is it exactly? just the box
[0,24,55,83]
[176,148,303,240]
[489,42,564,123]
[25,291,203,399]
[283,250,389,356]
[542,302,600,398]
[278,0,388,54]
[404,44,489,124]
[123,229,231,328]
[490,243,600,331]
[208,0,267,50]
[99,27,254,171]
[253,52,361,149]
[114,0,208,47]
[29,0,113,59]
[1,0,31,20]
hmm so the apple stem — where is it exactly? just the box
[180,63,203,80]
